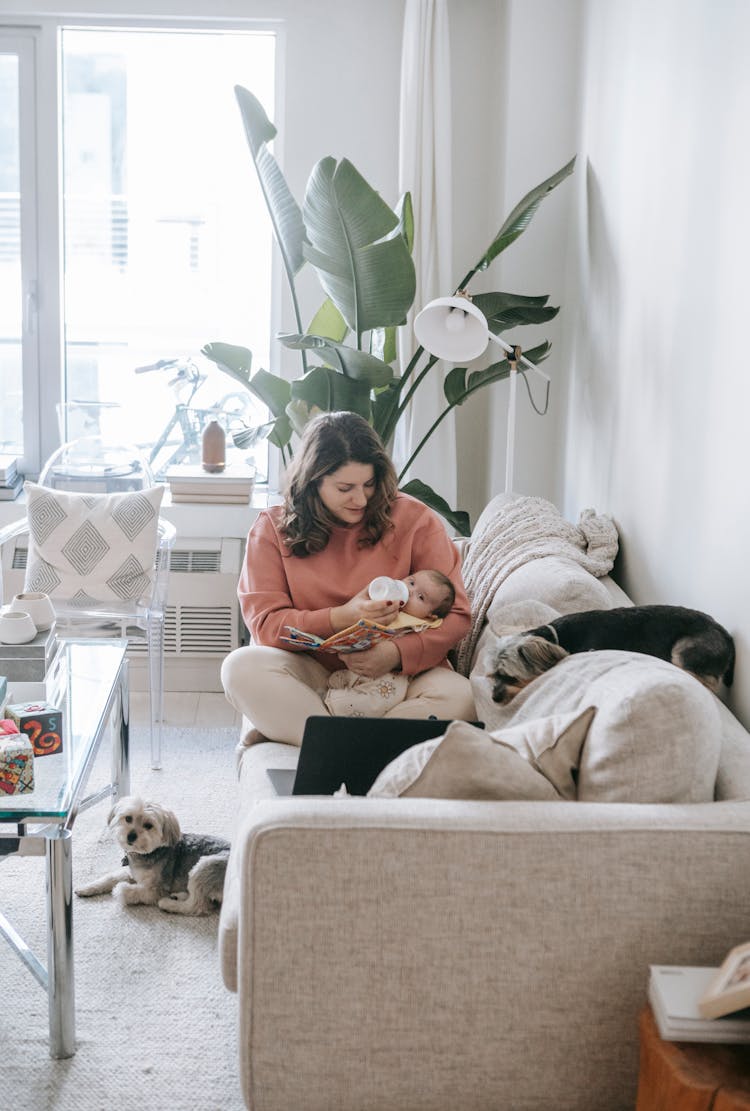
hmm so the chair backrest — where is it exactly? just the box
[39,436,155,494]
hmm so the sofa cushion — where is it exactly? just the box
[367,708,596,800]
[23,481,164,605]
[481,650,722,803]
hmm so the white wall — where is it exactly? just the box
[561,0,750,725]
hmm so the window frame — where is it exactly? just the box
[1,12,284,488]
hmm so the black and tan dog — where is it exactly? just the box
[490,605,735,704]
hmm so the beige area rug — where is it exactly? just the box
[0,725,246,1111]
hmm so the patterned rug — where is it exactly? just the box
[0,725,245,1111]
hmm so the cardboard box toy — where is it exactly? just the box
[0,731,34,795]
[6,701,63,756]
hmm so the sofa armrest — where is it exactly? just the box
[219,796,750,1111]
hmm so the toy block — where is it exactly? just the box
[6,701,63,757]
[0,731,34,795]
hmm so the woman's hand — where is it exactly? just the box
[337,639,402,678]
[330,586,400,631]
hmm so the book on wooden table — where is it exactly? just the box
[698,941,750,1020]
[648,965,750,1043]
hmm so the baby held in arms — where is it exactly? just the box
[324,569,455,717]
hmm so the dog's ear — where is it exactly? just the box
[517,637,569,672]
[107,796,132,826]
[159,808,182,847]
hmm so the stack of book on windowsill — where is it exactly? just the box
[0,454,22,501]
[165,463,256,504]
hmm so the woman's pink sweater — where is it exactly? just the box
[238,493,471,675]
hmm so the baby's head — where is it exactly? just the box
[401,570,455,620]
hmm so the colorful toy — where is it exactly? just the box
[5,701,63,757]
[0,732,34,795]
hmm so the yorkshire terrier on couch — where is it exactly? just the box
[490,604,735,704]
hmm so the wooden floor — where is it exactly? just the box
[130,691,241,729]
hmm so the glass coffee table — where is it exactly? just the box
[0,638,130,1058]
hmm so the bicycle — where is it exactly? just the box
[134,356,263,478]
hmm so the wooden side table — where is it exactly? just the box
[636,1004,750,1110]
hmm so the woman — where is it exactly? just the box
[221,411,475,745]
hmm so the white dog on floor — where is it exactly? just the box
[75,796,230,916]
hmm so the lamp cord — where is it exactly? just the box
[518,367,550,416]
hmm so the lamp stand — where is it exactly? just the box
[486,334,550,495]
[506,362,518,495]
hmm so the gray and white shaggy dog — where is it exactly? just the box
[75,796,230,916]
[490,604,735,705]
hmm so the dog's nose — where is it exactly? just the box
[127,830,138,844]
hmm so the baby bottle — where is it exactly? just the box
[368,576,409,606]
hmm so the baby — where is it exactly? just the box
[324,569,455,718]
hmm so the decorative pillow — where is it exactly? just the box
[483,650,722,803]
[23,482,164,605]
[367,709,596,801]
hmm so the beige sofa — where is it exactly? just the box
[219,495,750,1111]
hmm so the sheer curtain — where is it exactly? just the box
[396,0,456,510]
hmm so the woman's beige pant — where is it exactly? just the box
[221,645,476,746]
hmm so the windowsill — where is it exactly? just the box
[0,485,282,539]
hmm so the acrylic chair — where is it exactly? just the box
[0,437,176,770]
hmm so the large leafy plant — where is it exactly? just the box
[203,85,575,535]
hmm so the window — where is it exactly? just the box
[0,20,276,482]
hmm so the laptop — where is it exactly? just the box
[267,716,484,797]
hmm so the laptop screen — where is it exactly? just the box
[291,717,483,796]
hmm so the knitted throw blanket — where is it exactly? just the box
[453,495,619,676]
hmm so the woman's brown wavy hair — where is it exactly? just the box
[280,411,398,557]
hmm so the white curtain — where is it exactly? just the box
[396,0,456,510]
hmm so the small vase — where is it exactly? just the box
[10,592,56,631]
[202,419,226,473]
[0,611,38,645]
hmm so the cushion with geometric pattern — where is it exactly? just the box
[23,482,164,606]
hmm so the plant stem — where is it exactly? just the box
[397,405,450,480]
[289,286,308,375]
[395,352,439,421]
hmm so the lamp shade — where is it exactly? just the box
[413,296,490,362]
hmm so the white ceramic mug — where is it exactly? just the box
[10,592,56,632]
[0,610,38,645]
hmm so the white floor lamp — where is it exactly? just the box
[414,292,550,494]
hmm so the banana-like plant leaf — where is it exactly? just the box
[307,298,348,342]
[395,191,415,253]
[476,156,576,271]
[231,419,276,450]
[279,333,393,386]
[302,157,416,337]
[444,342,552,408]
[291,364,372,421]
[201,341,253,389]
[234,86,307,282]
[285,397,324,438]
[371,379,402,445]
[400,479,471,537]
[243,366,291,418]
[472,291,559,329]
[268,413,293,449]
[370,326,398,366]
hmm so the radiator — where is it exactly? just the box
[1,535,245,692]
